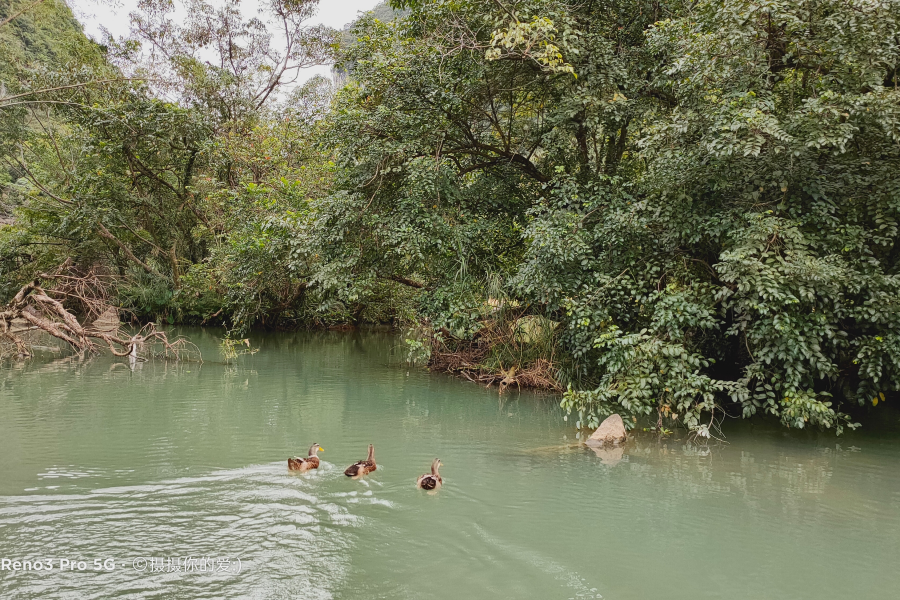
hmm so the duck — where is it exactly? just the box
[344,444,376,477]
[288,443,324,472]
[416,458,443,490]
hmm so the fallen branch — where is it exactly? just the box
[1,266,196,361]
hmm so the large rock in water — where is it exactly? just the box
[586,414,627,446]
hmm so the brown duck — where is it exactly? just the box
[344,444,376,477]
[288,443,323,472]
[416,458,443,490]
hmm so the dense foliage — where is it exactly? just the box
[3,0,900,435]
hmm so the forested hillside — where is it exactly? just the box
[1,0,105,219]
[0,0,96,63]
[2,0,899,436]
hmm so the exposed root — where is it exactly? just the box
[426,315,562,393]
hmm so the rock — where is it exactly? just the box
[586,414,627,446]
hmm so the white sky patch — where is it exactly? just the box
[69,0,384,83]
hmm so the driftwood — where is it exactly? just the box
[0,267,194,360]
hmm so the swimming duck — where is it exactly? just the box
[344,444,376,477]
[416,458,443,490]
[288,443,324,472]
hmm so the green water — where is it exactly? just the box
[1,330,899,599]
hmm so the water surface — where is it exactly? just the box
[1,330,899,599]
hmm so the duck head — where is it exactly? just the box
[308,443,324,457]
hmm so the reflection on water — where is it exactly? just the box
[1,330,899,599]
[588,445,625,466]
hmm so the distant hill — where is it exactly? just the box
[335,1,407,79]
[339,1,406,49]
[368,1,402,22]
[0,0,101,68]
[1,0,105,216]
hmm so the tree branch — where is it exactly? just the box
[96,222,161,276]
[0,78,147,104]
[3,156,74,205]
[390,275,425,289]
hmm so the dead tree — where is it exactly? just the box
[1,270,195,361]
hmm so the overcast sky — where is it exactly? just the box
[70,0,384,82]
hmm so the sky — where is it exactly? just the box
[70,0,384,82]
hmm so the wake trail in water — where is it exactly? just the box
[473,523,603,599]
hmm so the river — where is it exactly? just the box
[1,330,899,599]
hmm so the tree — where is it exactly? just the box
[322,0,900,434]
[1,0,339,327]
